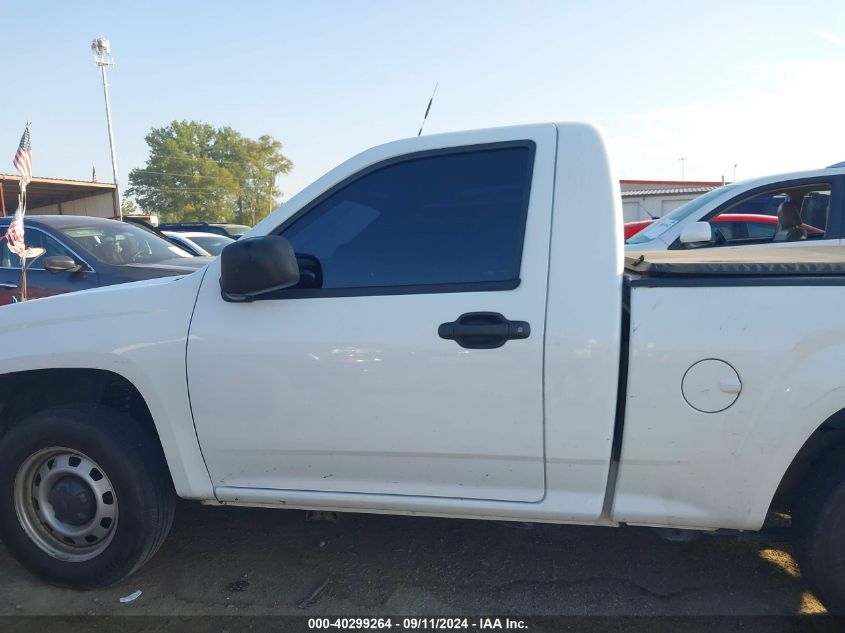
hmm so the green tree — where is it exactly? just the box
[120,197,138,216]
[127,121,293,224]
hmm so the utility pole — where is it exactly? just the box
[92,37,121,220]
[269,172,276,219]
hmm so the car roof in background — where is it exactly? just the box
[163,230,230,239]
[160,222,248,228]
[731,166,845,190]
[0,214,125,229]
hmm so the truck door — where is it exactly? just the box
[187,127,556,503]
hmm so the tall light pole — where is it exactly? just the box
[92,37,121,220]
[679,156,687,181]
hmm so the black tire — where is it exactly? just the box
[793,445,845,613]
[0,404,175,588]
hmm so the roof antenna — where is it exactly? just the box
[417,82,438,136]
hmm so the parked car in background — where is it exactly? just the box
[162,231,234,256]
[625,169,843,250]
[624,213,824,241]
[158,221,250,240]
[0,215,212,305]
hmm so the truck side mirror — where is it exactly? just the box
[43,255,82,273]
[679,222,713,246]
[220,235,300,302]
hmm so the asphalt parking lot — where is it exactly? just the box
[0,500,827,619]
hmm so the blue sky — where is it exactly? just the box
[3,0,845,202]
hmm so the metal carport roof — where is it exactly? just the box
[0,173,117,217]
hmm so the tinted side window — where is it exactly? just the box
[0,223,15,269]
[711,221,745,241]
[726,193,785,216]
[22,229,75,270]
[721,185,831,233]
[802,191,830,231]
[746,221,777,239]
[282,146,533,289]
[0,227,76,269]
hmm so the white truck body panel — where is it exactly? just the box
[189,284,551,502]
[541,123,623,521]
[613,283,845,530]
[0,273,214,498]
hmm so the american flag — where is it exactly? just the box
[5,206,25,257]
[13,125,32,189]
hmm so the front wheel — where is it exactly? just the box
[0,404,175,588]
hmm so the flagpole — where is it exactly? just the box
[19,174,27,300]
[18,124,28,301]
[20,260,27,301]
[17,192,27,302]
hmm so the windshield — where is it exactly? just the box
[59,222,193,265]
[191,234,234,255]
[625,185,738,245]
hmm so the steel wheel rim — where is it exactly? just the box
[13,447,118,561]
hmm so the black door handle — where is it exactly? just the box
[438,312,530,349]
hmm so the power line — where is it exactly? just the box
[129,167,287,182]
[131,168,280,178]
[137,154,287,168]
[128,185,281,195]
[131,170,238,181]
[128,186,237,193]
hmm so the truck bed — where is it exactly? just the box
[616,243,845,532]
[625,246,845,281]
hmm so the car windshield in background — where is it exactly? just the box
[59,223,193,265]
[625,185,737,245]
[190,234,234,255]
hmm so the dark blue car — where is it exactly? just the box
[0,215,212,305]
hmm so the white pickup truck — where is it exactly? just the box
[2,123,845,611]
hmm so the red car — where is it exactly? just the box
[624,213,824,241]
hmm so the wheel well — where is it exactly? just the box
[770,408,845,514]
[0,369,170,481]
